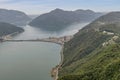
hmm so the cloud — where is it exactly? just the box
[0,0,119,14]
[0,0,12,2]
[0,0,55,14]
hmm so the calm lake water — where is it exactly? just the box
[0,42,61,80]
[0,22,89,80]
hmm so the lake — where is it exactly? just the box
[0,22,89,80]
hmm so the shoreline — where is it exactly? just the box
[0,31,24,41]
[1,33,72,80]
[51,45,64,80]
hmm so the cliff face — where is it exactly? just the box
[0,22,24,37]
[58,12,120,80]
[29,9,103,31]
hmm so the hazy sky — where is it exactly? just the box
[0,0,119,14]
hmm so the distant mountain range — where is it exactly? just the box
[58,12,120,80]
[0,22,24,37]
[28,15,39,19]
[0,9,31,26]
[29,9,103,31]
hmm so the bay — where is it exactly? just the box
[0,22,88,80]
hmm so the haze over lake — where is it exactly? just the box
[0,23,88,80]
[14,22,89,40]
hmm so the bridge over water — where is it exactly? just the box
[1,36,73,45]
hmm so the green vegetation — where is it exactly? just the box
[62,29,113,68]
[0,9,31,26]
[99,23,120,34]
[58,12,120,80]
[95,12,120,23]
[29,9,102,31]
[59,44,120,80]
[0,22,24,37]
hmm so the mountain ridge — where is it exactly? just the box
[0,22,24,37]
[29,9,103,31]
[0,9,31,26]
[58,11,120,80]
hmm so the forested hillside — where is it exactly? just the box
[0,9,31,26]
[0,22,24,37]
[29,9,102,31]
[58,12,120,80]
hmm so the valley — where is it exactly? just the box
[0,7,120,80]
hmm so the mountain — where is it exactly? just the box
[28,15,39,19]
[82,12,120,33]
[0,22,24,37]
[29,9,103,31]
[0,9,31,26]
[58,12,120,80]
[95,12,120,23]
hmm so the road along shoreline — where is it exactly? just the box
[51,45,64,80]
[51,36,73,80]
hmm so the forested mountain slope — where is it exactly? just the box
[29,9,102,31]
[58,12,120,80]
[0,9,31,26]
[0,22,24,37]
